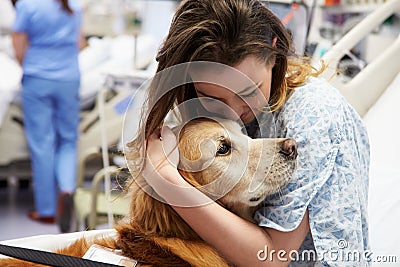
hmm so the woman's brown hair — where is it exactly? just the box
[126,0,321,170]
[58,0,73,14]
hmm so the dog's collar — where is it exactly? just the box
[0,243,147,267]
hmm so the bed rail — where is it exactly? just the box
[320,0,400,117]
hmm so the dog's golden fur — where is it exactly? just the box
[0,118,296,267]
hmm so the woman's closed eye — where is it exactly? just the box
[199,89,257,103]
[201,97,218,103]
[240,89,258,98]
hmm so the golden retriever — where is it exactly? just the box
[0,117,297,267]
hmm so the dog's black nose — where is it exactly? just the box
[280,138,297,160]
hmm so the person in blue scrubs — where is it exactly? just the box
[11,0,83,233]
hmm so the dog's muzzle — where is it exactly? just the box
[279,138,297,160]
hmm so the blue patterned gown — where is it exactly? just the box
[254,77,370,266]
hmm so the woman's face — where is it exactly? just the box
[191,55,273,124]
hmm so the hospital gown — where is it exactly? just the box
[254,77,370,266]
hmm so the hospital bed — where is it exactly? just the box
[320,0,400,265]
[1,1,400,266]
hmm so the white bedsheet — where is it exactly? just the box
[364,72,400,266]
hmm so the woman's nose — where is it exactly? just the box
[225,96,247,118]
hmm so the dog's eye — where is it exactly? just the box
[216,143,231,156]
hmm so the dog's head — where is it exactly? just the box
[176,118,297,216]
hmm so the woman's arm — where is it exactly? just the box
[144,128,310,267]
[173,190,310,267]
[11,32,28,65]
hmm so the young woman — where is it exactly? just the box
[127,0,370,266]
[12,0,83,233]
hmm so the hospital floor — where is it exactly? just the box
[0,178,59,241]
[0,158,105,242]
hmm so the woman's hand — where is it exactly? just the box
[142,126,182,195]
[144,126,180,180]
[142,126,211,207]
